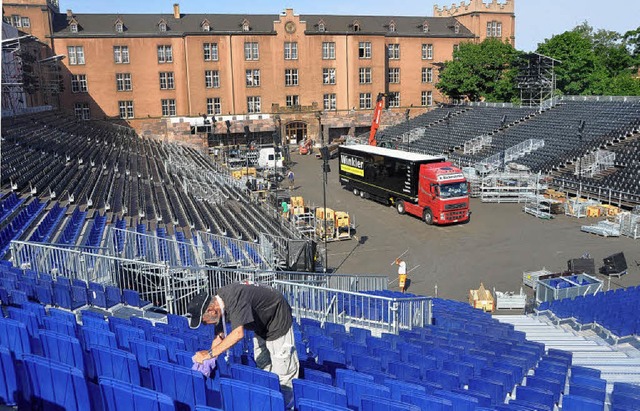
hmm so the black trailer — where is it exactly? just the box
[338,145,445,204]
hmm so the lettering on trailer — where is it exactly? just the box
[340,154,364,177]
[436,173,465,182]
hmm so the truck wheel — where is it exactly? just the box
[396,200,405,215]
[360,191,368,199]
[423,209,434,225]
[352,188,359,196]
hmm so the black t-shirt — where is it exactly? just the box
[215,283,293,341]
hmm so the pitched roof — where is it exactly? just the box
[51,12,473,38]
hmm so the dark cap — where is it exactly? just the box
[186,290,212,329]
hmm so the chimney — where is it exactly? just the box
[173,3,180,19]
[66,9,73,18]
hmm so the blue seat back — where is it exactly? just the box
[293,379,348,409]
[230,363,280,391]
[149,359,207,410]
[0,318,31,359]
[401,393,453,411]
[99,376,174,411]
[297,398,351,411]
[152,333,186,362]
[220,378,285,411]
[303,368,333,386]
[343,378,390,410]
[83,315,110,332]
[40,330,85,370]
[361,396,421,411]
[7,306,39,337]
[383,378,426,402]
[0,346,18,406]
[90,345,141,385]
[335,369,374,389]
[43,316,76,337]
[114,324,145,350]
[562,394,605,411]
[130,339,169,368]
[81,326,117,351]
[23,354,90,411]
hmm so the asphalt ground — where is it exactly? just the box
[285,149,640,303]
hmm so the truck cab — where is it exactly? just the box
[416,163,470,224]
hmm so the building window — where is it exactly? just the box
[285,69,299,86]
[359,93,372,109]
[74,103,90,120]
[245,69,260,87]
[284,42,298,60]
[388,68,400,84]
[422,22,429,33]
[286,95,299,107]
[113,46,129,64]
[359,67,372,84]
[421,91,433,106]
[206,97,221,115]
[70,23,78,33]
[11,15,21,27]
[388,92,400,108]
[21,17,30,28]
[422,67,433,83]
[422,44,433,60]
[203,43,218,61]
[244,42,259,60]
[353,22,360,32]
[322,68,336,85]
[323,93,336,111]
[71,74,87,93]
[118,101,134,119]
[322,42,336,60]
[205,70,220,88]
[202,22,210,32]
[115,22,123,32]
[242,21,250,32]
[358,42,371,59]
[247,96,261,113]
[159,22,167,32]
[387,44,400,60]
[453,44,460,54]
[159,72,174,89]
[389,21,396,32]
[487,21,502,38]
[161,99,176,116]
[157,45,173,63]
[454,22,460,34]
[318,22,325,32]
[67,46,85,65]
[116,73,132,91]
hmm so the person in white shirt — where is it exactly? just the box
[395,258,407,293]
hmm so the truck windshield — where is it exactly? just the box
[439,182,468,199]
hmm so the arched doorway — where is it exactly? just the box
[285,121,308,144]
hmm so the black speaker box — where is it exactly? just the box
[567,258,595,275]
[601,252,627,275]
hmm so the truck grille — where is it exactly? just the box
[445,210,466,221]
[444,203,466,211]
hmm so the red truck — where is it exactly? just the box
[338,144,470,225]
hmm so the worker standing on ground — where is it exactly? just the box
[287,169,295,191]
[188,284,299,408]
[395,258,407,293]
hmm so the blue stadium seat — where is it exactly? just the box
[342,378,391,410]
[7,306,39,338]
[361,395,421,411]
[230,363,280,391]
[297,398,351,411]
[0,346,18,406]
[383,378,426,402]
[303,368,333,386]
[0,317,31,359]
[80,326,118,351]
[335,369,374,390]
[149,359,207,410]
[23,354,90,411]
[99,376,174,411]
[515,385,554,410]
[571,365,601,379]
[82,315,110,332]
[114,324,146,350]
[434,389,479,411]
[401,393,453,411]
[43,315,77,337]
[130,339,170,368]
[293,379,348,410]
[219,378,285,411]
[152,333,187,362]
[90,345,141,385]
[562,394,605,411]
[40,330,85,371]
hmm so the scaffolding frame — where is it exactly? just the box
[516,53,560,112]
[480,172,548,203]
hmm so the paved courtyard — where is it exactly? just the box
[286,150,640,303]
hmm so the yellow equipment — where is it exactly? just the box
[469,283,494,312]
[335,211,351,240]
[315,207,335,240]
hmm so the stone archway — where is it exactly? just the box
[284,121,308,144]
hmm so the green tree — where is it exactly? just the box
[436,39,521,102]
[623,27,640,68]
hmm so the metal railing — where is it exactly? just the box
[552,177,640,207]
[273,280,431,334]
[535,274,603,304]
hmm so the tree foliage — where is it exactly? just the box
[436,39,521,103]
[536,23,640,96]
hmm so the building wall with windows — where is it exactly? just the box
[3,2,516,142]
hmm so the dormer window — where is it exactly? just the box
[201,20,211,32]
[242,19,250,32]
[70,23,78,33]
[353,20,360,32]
[318,20,325,32]
[115,19,124,33]
[454,22,460,34]
[422,21,429,33]
[388,21,396,33]
[158,19,167,32]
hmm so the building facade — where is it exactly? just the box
[3,0,515,144]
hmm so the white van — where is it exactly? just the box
[257,147,284,169]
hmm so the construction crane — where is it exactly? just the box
[368,93,387,146]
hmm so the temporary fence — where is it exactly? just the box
[273,280,431,334]
[552,177,640,207]
[535,273,603,305]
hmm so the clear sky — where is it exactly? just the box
[60,0,640,52]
